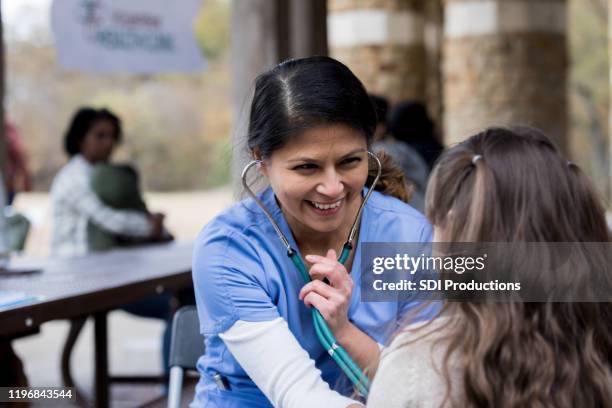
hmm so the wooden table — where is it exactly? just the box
[0,241,194,408]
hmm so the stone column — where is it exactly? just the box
[327,0,427,104]
[443,0,568,152]
[289,0,328,58]
[424,0,444,136]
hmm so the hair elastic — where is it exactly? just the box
[472,155,482,165]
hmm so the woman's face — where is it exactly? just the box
[80,119,117,163]
[261,124,369,235]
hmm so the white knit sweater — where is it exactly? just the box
[367,318,461,408]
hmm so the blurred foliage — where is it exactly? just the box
[568,0,610,201]
[5,0,232,191]
[194,0,230,59]
[205,140,232,188]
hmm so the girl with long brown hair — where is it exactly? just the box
[367,126,612,407]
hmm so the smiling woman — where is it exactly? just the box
[191,56,435,408]
[260,124,368,241]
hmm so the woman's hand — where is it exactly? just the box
[300,249,381,378]
[298,249,354,339]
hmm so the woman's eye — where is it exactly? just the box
[293,163,317,171]
[340,157,361,166]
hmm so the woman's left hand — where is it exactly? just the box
[299,249,354,339]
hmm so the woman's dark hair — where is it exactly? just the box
[247,56,410,201]
[248,56,376,157]
[64,107,122,157]
[388,100,442,170]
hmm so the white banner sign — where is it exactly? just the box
[51,0,207,73]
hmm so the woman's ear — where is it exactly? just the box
[251,149,261,161]
[259,161,268,177]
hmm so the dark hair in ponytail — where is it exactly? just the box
[247,56,410,202]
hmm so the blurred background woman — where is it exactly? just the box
[50,107,174,377]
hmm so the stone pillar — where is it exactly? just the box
[327,0,427,104]
[443,0,568,152]
[289,0,328,58]
[424,0,444,137]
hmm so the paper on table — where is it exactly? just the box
[0,291,44,310]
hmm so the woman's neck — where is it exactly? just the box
[293,227,345,256]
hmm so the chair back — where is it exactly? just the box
[169,306,204,370]
[6,212,30,252]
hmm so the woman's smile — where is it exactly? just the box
[305,197,345,217]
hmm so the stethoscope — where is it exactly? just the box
[241,151,382,397]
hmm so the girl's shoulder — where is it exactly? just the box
[369,317,460,407]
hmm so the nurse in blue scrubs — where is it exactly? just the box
[191,56,433,408]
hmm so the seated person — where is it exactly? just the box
[51,107,165,256]
[386,101,443,172]
[50,107,173,374]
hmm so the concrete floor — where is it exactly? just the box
[13,308,190,407]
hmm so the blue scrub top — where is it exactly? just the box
[191,187,432,407]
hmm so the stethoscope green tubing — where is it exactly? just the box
[241,151,382,397]
[289,246,370,396]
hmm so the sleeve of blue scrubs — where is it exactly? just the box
[192,227,280,335]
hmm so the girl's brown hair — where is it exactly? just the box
[414,126,611,406]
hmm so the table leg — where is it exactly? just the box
[94,312,109,408]
[61,317,89,406]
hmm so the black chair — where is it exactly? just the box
[167,306,204,408]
